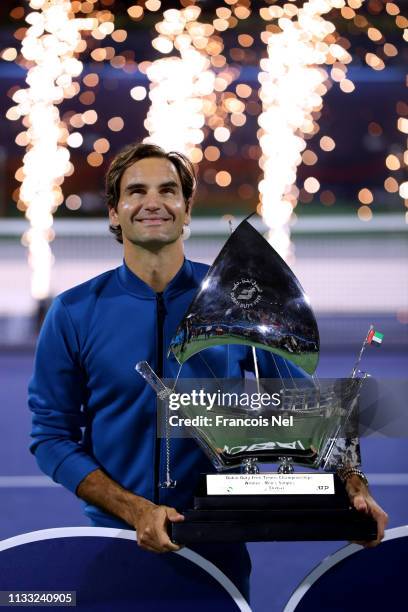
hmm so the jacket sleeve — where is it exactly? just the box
[28,297,100,493]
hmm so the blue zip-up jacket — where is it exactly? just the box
[29,259,302,527]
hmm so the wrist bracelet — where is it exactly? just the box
[337,467,369,487]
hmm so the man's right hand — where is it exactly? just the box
[131,498,185,553]
[76,469,184,554]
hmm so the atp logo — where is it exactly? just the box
[231,278,262,309]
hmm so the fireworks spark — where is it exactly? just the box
[10,0,97,300]
[144,6,216,161]
[258,0,352,260]
[142,5,245,162]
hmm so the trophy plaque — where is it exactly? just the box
[136,217,378,543]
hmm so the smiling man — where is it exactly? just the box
[107,146,192,292]
[29,143,258,600]
[28,142,387,604]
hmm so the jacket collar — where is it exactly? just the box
[117,258,197,299]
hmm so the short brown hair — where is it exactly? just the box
[105,142,197,243]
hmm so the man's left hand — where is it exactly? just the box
[345,474,388,548]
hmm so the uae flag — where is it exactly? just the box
[367,329,384,346]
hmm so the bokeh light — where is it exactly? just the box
[358,188,374,204]
[358,205,373,221]
[107,116,124,131]
[215,170,232,187]
[65,194,82,210]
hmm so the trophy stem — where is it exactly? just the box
[277,456,294,474]
[252,347,260,394]
[160,404,177,489]
[351,324,373,378]
[242,458,260,474]
[135,361,172,399]
[135,361,176,489]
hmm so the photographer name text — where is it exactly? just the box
[167,414,294,428]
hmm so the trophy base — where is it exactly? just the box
[171,507,377,543]
[170,474,377,544]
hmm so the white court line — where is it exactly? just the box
[367,473,408,485]
[0,474,408,487]
[283,525,408,612]
[0,476,60,487]
[1,214,406,235]
[0,527,251,612]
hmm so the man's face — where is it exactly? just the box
[109,156,191,248]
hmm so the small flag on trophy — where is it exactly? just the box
[351,325,384,377]
[367,329,384,346]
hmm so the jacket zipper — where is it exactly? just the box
[154,292,165,502]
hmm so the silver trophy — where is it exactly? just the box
[136,217,378,542]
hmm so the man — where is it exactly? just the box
[29,143,387,602]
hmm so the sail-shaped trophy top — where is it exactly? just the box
[169,216,320,374]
